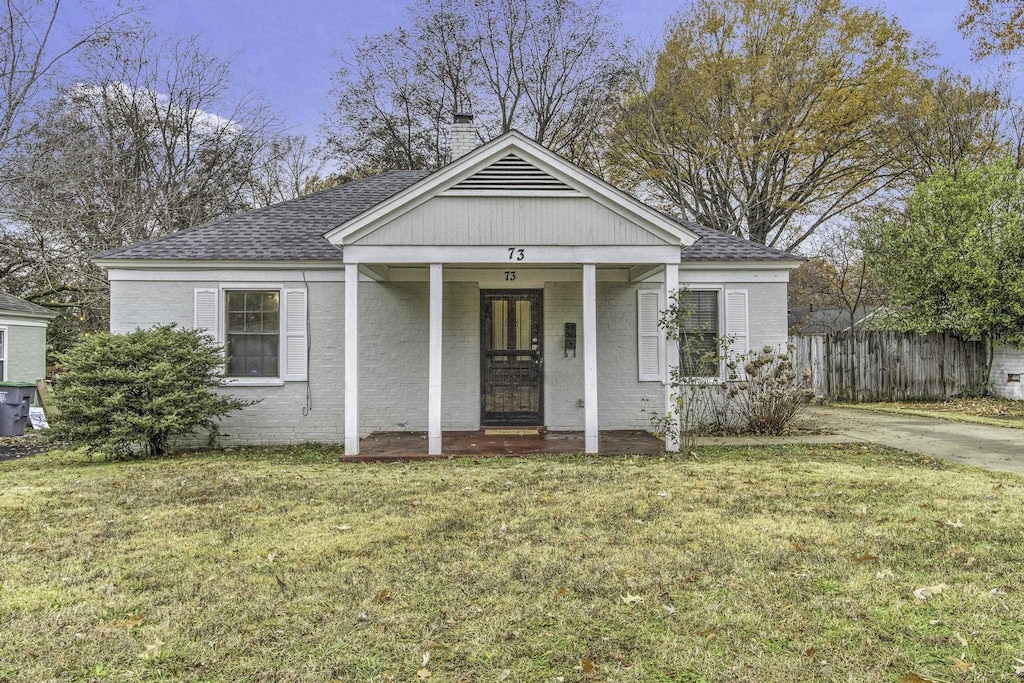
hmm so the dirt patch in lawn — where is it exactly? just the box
[1,445,1022,682]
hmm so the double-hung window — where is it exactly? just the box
[225,291,280,378]
[680,290,720,378]
[0,327,6,381]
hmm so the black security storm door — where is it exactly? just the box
[480,290,544,426]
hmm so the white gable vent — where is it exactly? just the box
[444,154,581,195]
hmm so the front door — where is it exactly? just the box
[480,290,543,426]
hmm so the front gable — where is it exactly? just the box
[326,132,697,248]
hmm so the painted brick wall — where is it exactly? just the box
[543,282,584,429]
[108,269,792,445]
[359,281,479,432]
[111,279,346,446]
[990,344,1024,400]
[2,323,47,383]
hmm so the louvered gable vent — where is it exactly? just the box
[445,154,580,194]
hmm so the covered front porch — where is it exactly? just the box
[342,252,683,456]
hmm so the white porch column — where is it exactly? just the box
[344,263,360,455]
[428,263,443,455]
[582,263,599,454]
[664,264,681,452]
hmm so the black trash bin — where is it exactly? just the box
[0,382,36,437]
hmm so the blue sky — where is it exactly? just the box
[84,0,996,138]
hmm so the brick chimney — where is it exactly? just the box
[450,112,479,160]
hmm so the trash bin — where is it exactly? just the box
[0,382,36,437]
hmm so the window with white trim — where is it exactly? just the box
[0,327,6,381]
[680,290,720,377]
[225,290,280,378]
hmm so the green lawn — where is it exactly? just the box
[1,445,1023,682]
[842,398,1024,429]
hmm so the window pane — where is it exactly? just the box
[680,290,719,377]
[224,290,280,377]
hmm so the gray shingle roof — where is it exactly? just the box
[0,292,59,318]
[98,171,430,261]
[97,168,799,263]
[677,220,800,262]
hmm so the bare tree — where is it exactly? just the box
[789,221,886,333]
[322,0,629,173]
[248,135,328,206]
[0,31,282,347]
[0,0,135,186]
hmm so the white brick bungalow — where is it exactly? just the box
[96,121,801,454]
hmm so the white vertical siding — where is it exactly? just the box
[353,196,672,246]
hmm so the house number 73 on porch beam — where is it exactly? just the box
[508,248,526,261]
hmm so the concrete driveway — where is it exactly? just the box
[807,405,1024,475]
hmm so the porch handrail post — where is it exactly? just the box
[344,263,360,455]
[429,263,443,455]
[664,264,681,452]
[582,263,599,454]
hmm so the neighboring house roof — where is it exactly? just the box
[0,292,59,319]
[96,133,799,264]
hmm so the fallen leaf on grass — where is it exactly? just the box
[422,652,430,667]
[138,638,165,660]
[805,647,817,658]
[854,552,879,563]
[417,669,431,680]
[953,631,968,648]
[579,658,594,674]
[789,538,804,553]
[111,615,144,630]
[333,525,352,531]
[901,674,935,683]
[620,593,643,605]
[949,656,972,672]
[913,584,947,600]
[374,590,392,603]
[1012,658,1024,675]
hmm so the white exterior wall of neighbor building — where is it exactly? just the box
[107,266,791,446]
[0,321,48,383]
[990,343,1024,400]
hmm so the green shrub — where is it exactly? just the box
[52,325,252,458]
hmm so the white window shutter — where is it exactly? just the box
[725,289,749,359]
[282,288,308,382]
[194,288,219,340]
[637,289,665,382]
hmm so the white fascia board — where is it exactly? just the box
[681,260,803,271]
[326,131,695,247]
[0,316,51,327]
[342,245,682,265]
[387,267,632,283]
[107,268,346,282]
[679,266,794,284]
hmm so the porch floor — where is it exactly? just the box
[353,429,665,460]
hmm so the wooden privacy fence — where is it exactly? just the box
[789,332,987,402]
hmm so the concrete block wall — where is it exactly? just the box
[990,344,1024,400]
